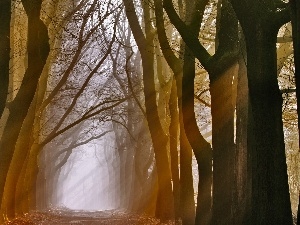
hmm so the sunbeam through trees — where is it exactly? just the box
[0,0,299,225]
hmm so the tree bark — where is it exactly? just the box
[228,2,293,222]
[153,1,197,223]
[168,78,181,220]
[232,47,251,225]
[155,1,213,223]
[290,0,300,154]
[0,0,49,220]
[163,2,240,224]
[123,0,175,220]
[1,93,37,220]
[210,63,238,225]
[15,155,29,215]
[245,23,292,225]
[0,0,11,118]
[297,192,300,225]
[181,47,212,225]
[180,47,197,225]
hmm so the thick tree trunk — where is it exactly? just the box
[290,0,300,153]
[22,143,41,211]
[210,63,238,225]
[123,0,175,221]
[181,48,212,225]
[0,0,49,220]
[0,0,11,118]
[15,155,29,216]
[290,10,300,224]
[169,78,181,220]
[233,52,251,225]
[1,94,37,220]
[244,25,293,225]
[153,133,175,221]
[162,1,242,224]
[297,193,300,225]
[153,1,212,223]
[179,48,196,225]
[179,118,196,225]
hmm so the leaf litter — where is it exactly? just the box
[4,208,180,225]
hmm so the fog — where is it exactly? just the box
[46,140,115,211]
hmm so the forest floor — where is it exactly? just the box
[4,209,178,225]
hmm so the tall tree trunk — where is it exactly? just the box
[1,93,37,220]
[123,0,175,221]
[0,0,49,220]
[169,78,180,220]
[208,2,239,223]
[290,0,300,153]
[0,0,11,118]
[244,24,293,225]
[18,143,42,212]
[153,1,196,222]
[162,1,240,223]
[290,9,300,222]
[297,193,300,225]
[181,47,212,225]
[154,0,213,223]
[233,49,251,225]
[210,63,237,225]
[15,154,29,215]
[179,47,196,225]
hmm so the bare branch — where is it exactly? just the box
[194,94,211,108]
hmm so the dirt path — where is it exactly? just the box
[4,210,176,225]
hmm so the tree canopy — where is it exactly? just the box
[0,0,299,224]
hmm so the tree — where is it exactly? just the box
[0,0,50,221]
[0,0,11,118]
[0,1,297,223]
[290,2,300,223]
[123,0,175,221]
[163,0,294,224]
[163,0,240,224]
[1,0,90,217]
[228,0,293,224]
[154,1,214,223]
[290,8,300,223]
[290,0,300,150]
[1,0,127,218]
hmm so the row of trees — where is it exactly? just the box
[0,0,133,221]
[123,0,299,224]
[0,0,299,225]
